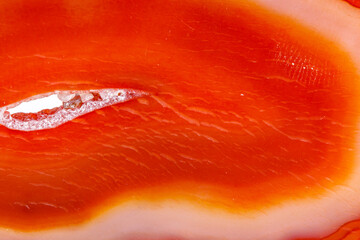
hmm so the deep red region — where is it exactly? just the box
[344,0,360,8]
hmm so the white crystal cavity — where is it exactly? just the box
[7,94,62,115]
[0,88,148,131]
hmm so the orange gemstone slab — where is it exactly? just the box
[0,0,359,239]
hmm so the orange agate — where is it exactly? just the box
[0,0,359,239]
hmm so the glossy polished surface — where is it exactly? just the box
[0,0,359,239]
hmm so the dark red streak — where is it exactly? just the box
[343,0,360,8]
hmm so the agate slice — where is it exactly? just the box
[0,0,360,240]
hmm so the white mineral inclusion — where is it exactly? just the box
[80,93,94,102]
[7,94,63,115]
[0,88,148,131]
